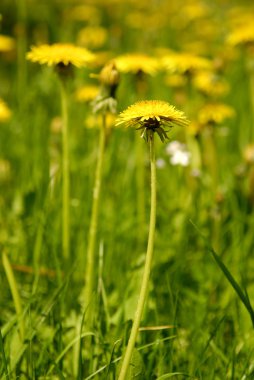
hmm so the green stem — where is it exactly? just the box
[2,251,25,341]
[118,134,156,380]
[16,0,27,108]
[135,133,146,248]
[85,114,106,323]
[247,56,254,143]
[59,79,70,261]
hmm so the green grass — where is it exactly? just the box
[1,0,254,379]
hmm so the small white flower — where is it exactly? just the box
[170,150,191,166]
[166,140,191,167]
[166,140,186,155]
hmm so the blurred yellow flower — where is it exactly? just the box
[75,85,99,102]
[193,71,230,98]
[165,73,187,88]
[0,99,11,122]
[162,52,211,75]
[116,100,189,141]
[77,26,107,49]
[26,43,95,67]
[115,53,159,75]
[227,24,254,47]
[0,34,15,52]
[66,5,101,23]
[198,103,235,125]
[85,113,116,129]
[243,144,254,164]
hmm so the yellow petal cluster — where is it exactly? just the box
[0,34,15,52]
[75,85,99,102]
[77,26,107,49]
[116,100,189,128]
[227,24,254,47]
[162,52,211,75]
[198,103,235,125]
[0,99,11,122]
[115,53,159,75]
[26,43,95,67]
[193,71,230,97]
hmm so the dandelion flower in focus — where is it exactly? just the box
[198,102,235,125]
[116,100,189,142]
[26,43,95,68]
[0,99,11,122]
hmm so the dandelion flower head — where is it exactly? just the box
[162,52,211,75]
[0,99,11,122]
[26,43,95,68]
[198,103,235,125]
[243,144,254,164]
[193,71,230,98]
[227,24,254,47]
[0,34,15,52]
[116,100,189,142]
[75,85,99,102]
[115,53,159,75]
[77,26,108,49]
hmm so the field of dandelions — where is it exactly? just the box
[1,0,254,379]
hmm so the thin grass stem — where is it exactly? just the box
[2,251,25,341]
[85,113,106,324]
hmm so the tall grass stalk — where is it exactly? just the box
[85,113,106,324]
[2,251,25,341]
[59,79,70,261]
[118,133,156,380]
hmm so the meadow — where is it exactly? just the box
[1,0,254,379]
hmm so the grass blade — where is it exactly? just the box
[190,220,254,328]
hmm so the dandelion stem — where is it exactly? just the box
[118,133,156,380]
[2,251,25,341]
[135,133,146,248]
[85,114,106,323]
[59,79,70,261]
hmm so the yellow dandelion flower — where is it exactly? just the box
[243,144,254,164]
[77,26,107,49]
[165,73,187,88]
[66,5,101,23]
[193,71,230,98]
[0,34,15,52]
[198,103,235,125]
[75,85,99,102]
[114,53,159,75]
[116,100,189,142]
[161,52,212,75]
[227,24,254,47]
[0,99,11,122]
[26,43,95,68]
[85,113,116,129]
